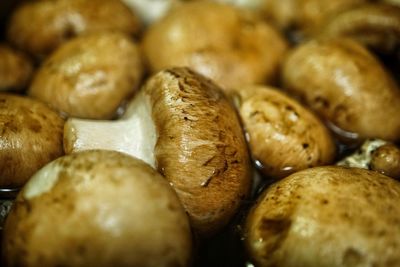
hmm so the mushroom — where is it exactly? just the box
[0,44,33,92]
[282,38,400,143]
[142,1,288,91]
[6,0,141,59]
[319,3,400,53]
[121,0,182,26]
[0,93,64,189]
[64,67,252,237]
[2,150,192,267]
[245,166,400,267]
[338,139,400,180]
[28,32,144,119]
[232,85,335,179]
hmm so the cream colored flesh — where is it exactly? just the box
[64,92,157,168]
[121,0,176,25]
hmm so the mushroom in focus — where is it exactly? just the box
[64,67,252,237]
[245,166,400,267]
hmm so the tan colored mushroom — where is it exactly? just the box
[2,150,192,267]
[282,38,400,142]
[245,166,400,267]
[28,32,144,119]
[0,93,64,188]
[0,44,33,92]
[7,0,141,59]
[233,85,335,179]
[320,3,400,53]
[142,1,288,91]
[63,67,252,237]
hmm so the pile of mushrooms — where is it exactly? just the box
[1,0,400,266]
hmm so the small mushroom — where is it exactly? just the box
[339,139,400,180]
[282,38,400,142]
[233,85,335,179]
[0,93,64,189]
[7,0,141,59]
[0,44,33,92]
[28,32,144,119]
[64,67,252,237]
[2,150,192,267]
[245,166,400,267]
[142,1,288,91]
[320,3,400,53]
[121,0,182,25]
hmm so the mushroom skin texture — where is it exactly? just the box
[28,32,143,119]
[233,85,335,179]
[0,93,64,188]
[2,150,192,267]
[245,166,400,267]
[6,0,141,59]
[282,38,400,142]
[142,1,288,91]
[320,3,400,53]
[371,143,400,180]
[64,67,252,237]
[0,44,33,92]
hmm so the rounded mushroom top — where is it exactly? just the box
[2,150,192,267]
[245,166,400,267]
[142,1,288,90]
[142,67,252,236]
[0,93,64,189]
[0,44,33,92]
[282,37,400,142]
[234,85,335,179]
[29,32,144,119]
[7,0,141,59]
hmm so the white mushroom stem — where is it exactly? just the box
[121,0,178,25]
[337,139,387,169]
[64,92,157,168]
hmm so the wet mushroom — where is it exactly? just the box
[233,85,335,179]
[2,150,192,267]
[64,67,252,237]
[0,93,64,189]
[245,166,400,267]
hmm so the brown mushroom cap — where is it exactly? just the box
[0,44,33,92]
[28,32,143,119]
[282,38,400,142]
[320,3,400,53]
[64,67,252,237]
[234,85,335,179]
[245,166,400,267]
[0,93,64,188]
[142,1,288,90]
[371,143,400,180]
[7,0,141,59]
[2,150,192,267]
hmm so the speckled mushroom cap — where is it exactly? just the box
[245,166,400,267]
[233,85,335,179]
[0,44,33,92]
[28,32,144,119]
[7,0,141,59]
[64,67,252,237]
[142,1,288,91]
[0,93,64,188]
[2,150,192,267]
